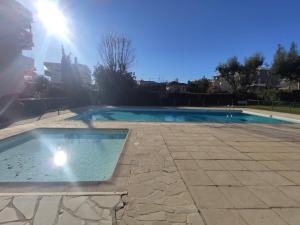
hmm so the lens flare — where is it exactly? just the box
[36,0,69,38]
[53,150,67,167]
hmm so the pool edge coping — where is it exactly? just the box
[242,110,300,124]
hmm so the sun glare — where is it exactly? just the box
[53,150,67,167]
[36,0,69,38]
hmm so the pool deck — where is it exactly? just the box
[0,107,300,224]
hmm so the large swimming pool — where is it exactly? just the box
[0,128,128,182]
[71,107,291,123]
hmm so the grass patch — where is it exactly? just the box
[247,105,300,115]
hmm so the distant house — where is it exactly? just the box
[212,68,284,93]
[137,80,166,93]
[166,81,187,93]
[249,68,285,92]
[256,68,269,86]
[279,79,299,91]
[44,62,92,88]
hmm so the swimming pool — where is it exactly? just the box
[71,107,291,123]
[0,128,128,182]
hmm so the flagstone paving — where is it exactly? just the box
[0,108,300,224]
[0,194,124,225]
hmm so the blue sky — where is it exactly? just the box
[20,0,300,82]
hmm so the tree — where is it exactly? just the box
[95,33,137,104]
[216,57,241,94]
[239,53,264,91]
[187,77,210,93]
[271,42,300,90]
[99,33,135,73]
[216,53,264,94]
[34,75,50,98]
[286,42,300,86]
[271,44,287,76]
[93,64,136,104]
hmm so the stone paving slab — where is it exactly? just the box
[0,194,125,225]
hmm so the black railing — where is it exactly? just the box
[247,99,300,114]
[17,97,71,115]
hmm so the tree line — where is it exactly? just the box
[34,33,300,104]
[216,42,300,96]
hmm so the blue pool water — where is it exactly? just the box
[0,128,128,182]
[71,107,291,123]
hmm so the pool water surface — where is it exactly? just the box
[71,107,291,124]
[0,128,128,182]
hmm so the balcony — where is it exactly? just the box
[0,0,33,51]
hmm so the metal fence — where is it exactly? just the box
[18,97,71,115]
[247,99,300,114]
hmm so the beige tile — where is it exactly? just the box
[232,141,298,147]
[255,171,294,186]
[190,152,211,159]
[282,153,300,160]
[278,171,300,185]
[220,187,267,209]
[168,146,184,152]
[260,161,290,170]
[217,160,247,171]
[231,171,268,186]
[191,146,238,153]
[187,212,205,225]
[196,140,225,146]
[190,186,234,209]
[236,146,300,153]
[171,152,193,159]
[175,160,199,170]
[246,153,286,161]
[278,186,300,204]
[239,161,269,171]
[201,209,247,225]
[181,170,213,186]
[114,165,131,177]
[208,152,250,160]
[280,160,300,170]
[206,171,241,186]
[239,209,288,225]
[249,186,299,207]
[273,208,300,225]
[196,160,224,170]
[185,146,205,151]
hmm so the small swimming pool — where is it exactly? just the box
[71,107,291,123]
[0,128,128,182]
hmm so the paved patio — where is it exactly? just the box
[0,108,300,225]
[0,193,125,225]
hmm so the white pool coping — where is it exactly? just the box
[242,110,300,124]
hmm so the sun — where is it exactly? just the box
[36,0,69,38]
